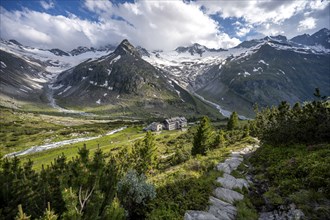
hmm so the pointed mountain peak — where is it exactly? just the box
[114,39,140,57]
[318,28,330,33]
[9,39,23,46]
[312,28,330,37]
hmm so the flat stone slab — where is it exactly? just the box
[213,187,244,204]
[216,157,243,174]
[184,211,218,220]
[216,162,231,173]
[239,145,259,155]
[208,196,237,220]
[217,173,249,190]
[230,152,242,158]
[226,157,243,170]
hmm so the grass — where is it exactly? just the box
[235,197,258,220]
[19,126,144,171]
[0,106,141,156]
[1,106,257,219]
[247,143,330,219]
[146,136,257,219]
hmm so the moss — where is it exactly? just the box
[247,143,330,219]
[235,197,258,220]
[263,188,284,206]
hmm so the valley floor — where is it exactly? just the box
[1,105,329,220]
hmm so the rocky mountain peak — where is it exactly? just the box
[8,39,23,46]
[70,46,96,56]
[114,39,140,57]
[49,48,70,56]
[291,28,330,49]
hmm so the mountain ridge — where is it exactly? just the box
[1,28,329,118]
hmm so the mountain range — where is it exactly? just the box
[0,28,329,118]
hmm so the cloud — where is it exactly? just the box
[0,0,328,51]
[0,1,241,50]
[197,0,330,38]
[0,7,93,49]
[236,27,251,37]
[40,0,55,10]
[298,17,317,31]
[84,0,241,50]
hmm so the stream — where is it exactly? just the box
[46,83,95,116]
[4,127,126,158]
[192,92,250,120]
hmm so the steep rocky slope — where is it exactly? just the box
[51,40,220,118]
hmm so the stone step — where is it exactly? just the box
[184,210,218,220]
[213,187,244,204]
[184,144,260,220]
[216,157,243,174]
[208,196,237,220]
[216,173,249,190]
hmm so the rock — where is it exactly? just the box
[216,157,243,174]
[217,173,249,190]
[226,157,243,170]
[213,187,244,204]
[216,162,231,173]
[290,209,304,219]
[230,151,242,157]
[259,208,305,220]
[239,144,259,155]
[208,196,237,220]
[239,145,253,154]
[184,211,218,220]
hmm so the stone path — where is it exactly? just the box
[184,144,259,220]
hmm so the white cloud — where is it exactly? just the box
[236,27,251,37]
[298,17,317,31]
[84,0,113,15]
[0,7,94,49]
[0,1,241,50]
[197,0,330,38]
[84,0,240,50]
[40,0,55,10]
[0,0,328,51]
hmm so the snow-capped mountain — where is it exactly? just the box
[142,30,329,92]
[0,39,115,74]
[291,28,330,49]
[140,28,330,117]
[49,40,219,118]
[175,43,226,56]
[0,39,114,108]
[0,28,329,118]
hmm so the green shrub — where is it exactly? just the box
[117,170,156,218]
[235,197,258,220]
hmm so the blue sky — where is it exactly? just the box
[0,0,329,50]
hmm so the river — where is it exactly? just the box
[4,127,126,157]
[193,92,250,120]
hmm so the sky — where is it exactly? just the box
[0,0,329,51]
